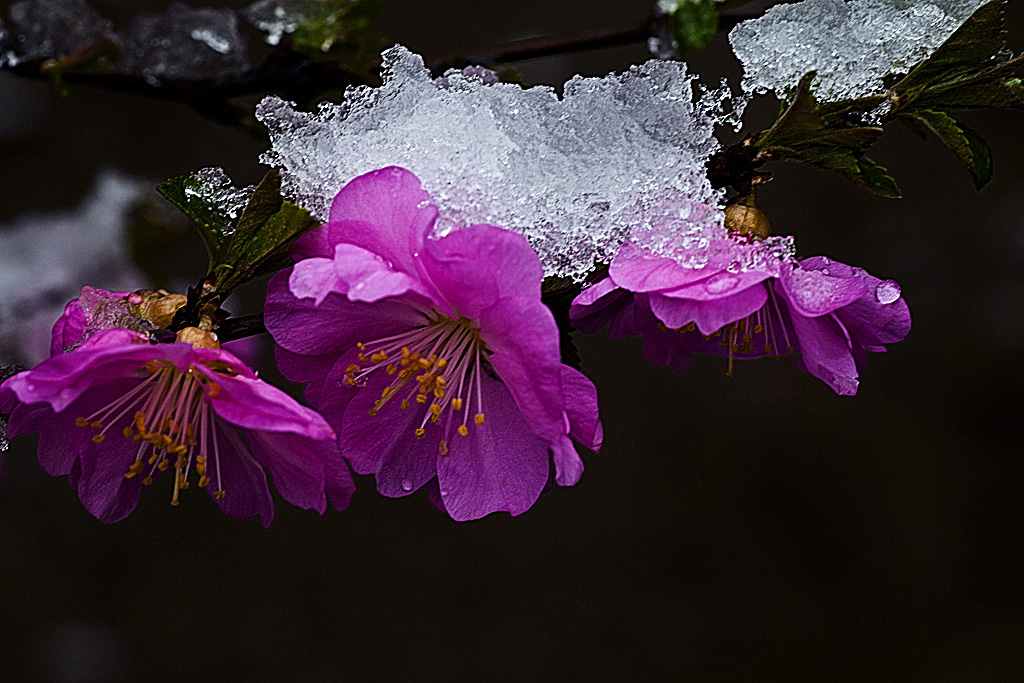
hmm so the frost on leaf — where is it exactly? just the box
[186,168,253,223]
[118,2,249,83]
[728,0,988,102]
[258,45,727,281]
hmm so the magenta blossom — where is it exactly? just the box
[571,238,911,395]
[265,166,602,521]
[1,326,354,525]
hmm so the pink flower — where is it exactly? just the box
[571,238,911,395]
[1,326,354,525]
[265,167,602,520]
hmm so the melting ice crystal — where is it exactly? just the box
[729,0,988,102]
[258,46,726,281]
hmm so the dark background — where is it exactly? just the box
[2,0,1024,680]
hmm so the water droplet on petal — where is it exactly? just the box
[875,279,901,304]
[704,272,740,295]
[401,479,413,491]
[440,489,449,497]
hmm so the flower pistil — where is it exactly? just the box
[344,312,489,455]
[74,346,235,506]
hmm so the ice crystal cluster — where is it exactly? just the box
[258,46,726,281]
[118,3,249,82]
[1,1,249,80]
[729,0,988,101]
[186,167,254,223]
[5,0,114,66]
[243,0,310,46]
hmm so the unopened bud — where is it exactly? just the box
[725,198,771,240]
[131,291,188,328]
[176,326,221,349]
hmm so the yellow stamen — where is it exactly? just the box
[214,490,225,500]
[439,440,448,455]
[414,428,426,439]
[457,425,469,437]
[474,413,485,426]
[451,398,463,411]
[75,417,89,428]
[400,399,410,410]
[91,434,106,444]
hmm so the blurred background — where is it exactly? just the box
[2,0,1023,679]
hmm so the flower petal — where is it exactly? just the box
[658,269,772,302]
[291,223,333,259]
[327,167,437,280]
[2,339,179,414]
[200,365,335,441]
[788,307,860,395]
[338,369,439,497]
[569,279,641,338]
[208,427,276,527]
[332,243,431,303]
[245,429,333,514]
[267,269,350,356]
[551,436,584,487]
[50,299,86,356]
[290,256,343,305]
[437,374,549,521]
[75,429,145,524]
[778,265,868,318]
[609,242,714,293]
[649,284,767,335]
[479,297,565,445]
[561,366,602,452]
[266,268,428,357]
[423,225,543,318]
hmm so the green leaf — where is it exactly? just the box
[851,156,901,199]
[887,0,1024,113]
[754,72,897,197]
[215,172,320,293]
[757,73,884,151]
[156,174,235,270]
[668,1,719,58]
[901,109,993,189]
[895,0,1006,100]
[231,169,285,245]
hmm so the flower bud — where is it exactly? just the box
[725,200,772,240]
[176,326,221,349]
[130,290,188,328]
